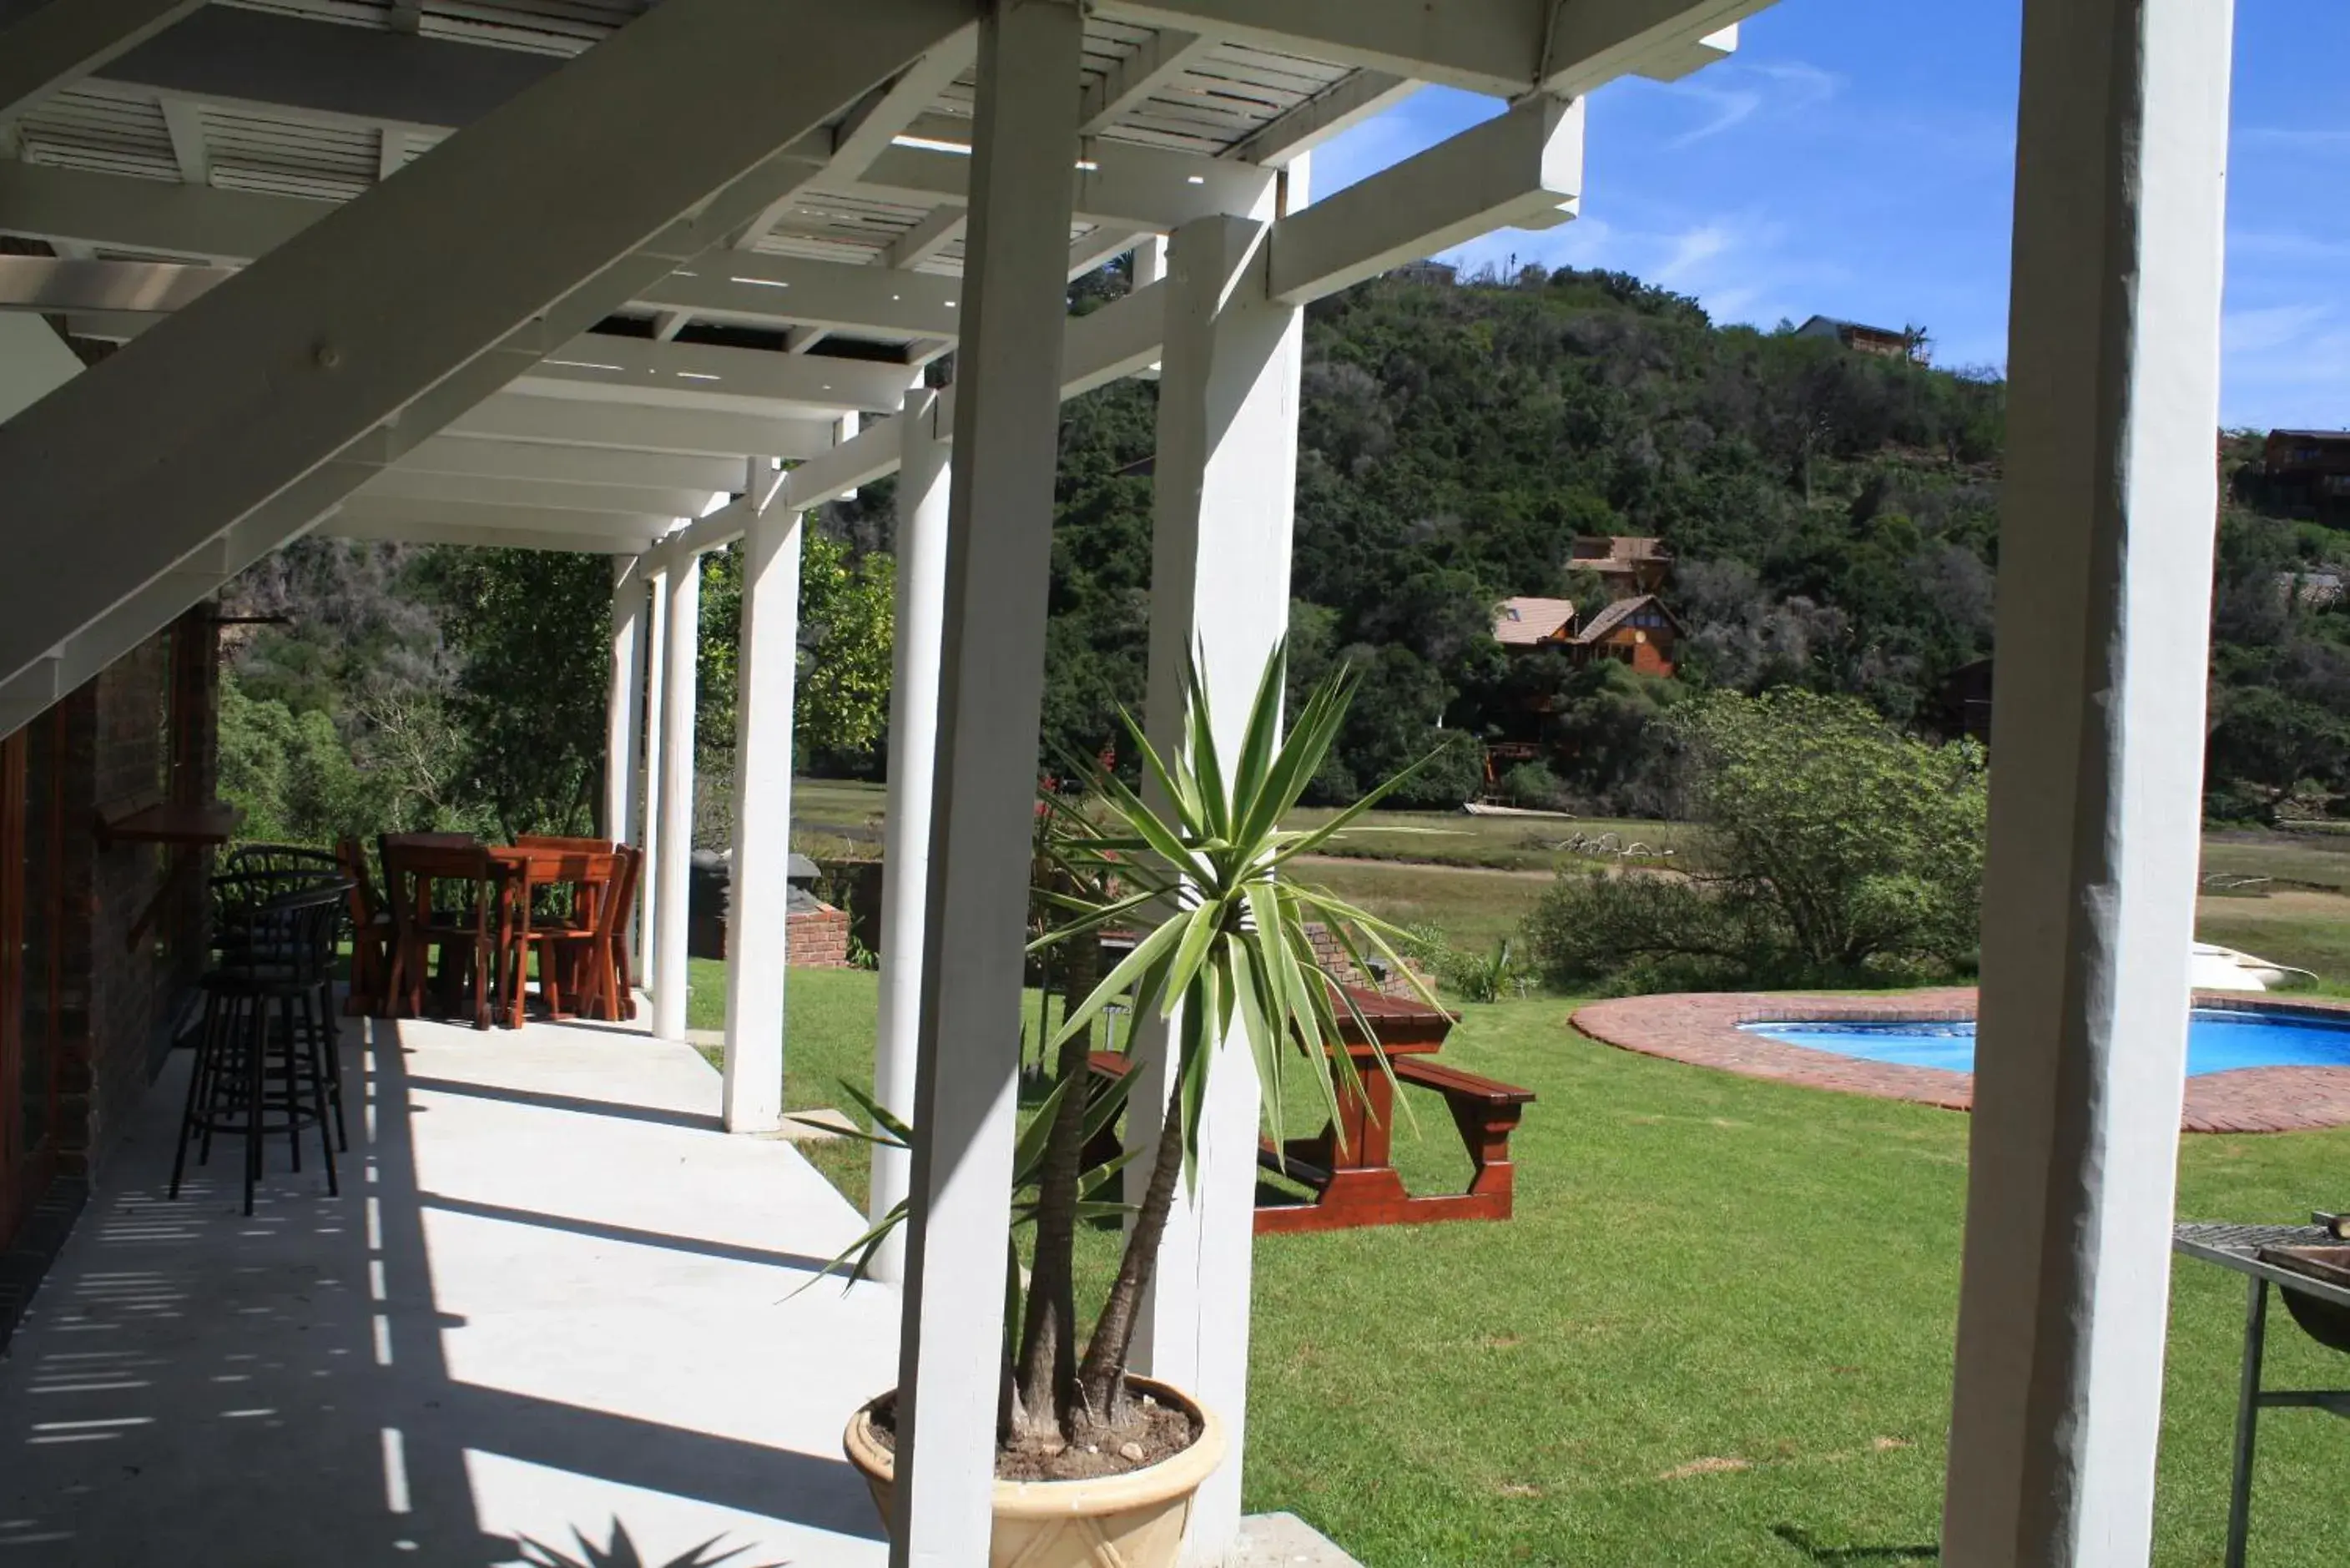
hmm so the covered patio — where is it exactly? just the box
[0,0,2242,1562]
[0,1009,899,1565]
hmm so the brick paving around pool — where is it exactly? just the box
[1570,989,2350,1134]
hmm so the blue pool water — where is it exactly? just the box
[1744,1008,2350,1076]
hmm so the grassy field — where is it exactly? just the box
[681,964,2348,1565]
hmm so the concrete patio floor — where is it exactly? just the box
[0,1011,899,1567]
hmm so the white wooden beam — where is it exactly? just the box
[883,204,968,271]
[651,556,702,1044]
[517,335,915,416]
[644,252,969,337]
[325,494,676,547]
[732,28,981,250]
[1078,28,1219,134]
[776,276,1167,514]
[356,464,714,521]
[721,505,802,1132]
[1227,70,1418,166]
[1941,1,2234,1563]
[0,0,978,703]
[441,391,835,461]
[315,512,661,556]
[870,386,949,1285]
[856,118,1276,231]
[890,2,1084,1556]
[391,434,748,497]
[78,3,560,133]
[1124,208,1304,1563]
[1634,23,1741,82]
[1096,0,1761,98]
[607,554,649,850]
[0,154,316,262]
[159,96,209,184]
[0,0,203,124]
[1068,224,1149,281]
[1268,93,1582,305]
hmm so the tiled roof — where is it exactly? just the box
[1573,593,1680,643]
[1494,596,1578,646]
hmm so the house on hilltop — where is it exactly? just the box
[1566,594,1681,678]
[1567,535,1672,598]
[1795,315,1914,360]
[2262,429,2350,506]
[1387,258,1459,288]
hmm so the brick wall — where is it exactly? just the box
[787,904,854,969]
[1302,920,1425,998]
[45,612,219,1178]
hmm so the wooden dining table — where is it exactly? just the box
[378,834,628,1030]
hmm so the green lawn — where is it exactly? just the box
[680,961,2348,1565]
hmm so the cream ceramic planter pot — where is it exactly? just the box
[841,1378,1226,1568]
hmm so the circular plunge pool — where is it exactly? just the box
[1742,1006,2350,1076]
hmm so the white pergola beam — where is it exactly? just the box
[1227,69,1417,166]
[0,0,980,706]
[391,433,749,496]
[315,513,662,556]
[890,1,1084,1554]
[0,0,204,124]
[1940,1,2235,1562]
[74,3,561,134]
[870,386,950,1283]
[643,253,968,337]
[517,335,916,416]
[855,120,1276,232]
[1077,28,1219,134]
[324,494,675,547]
[1124,208,1306,1560]
[770,275,1167,518]
[1096,0,1756,98]
[442,391,835,461]
[1634,23,1740,82]
[732,27,980,250]
[0,158,316,262]
[883,204,968,271]
[159,95,209,184]
[720,503,802,1132]
[356,464,714,520]
[1268,93,1583,305]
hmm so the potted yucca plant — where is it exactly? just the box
[835,644,1447,1567]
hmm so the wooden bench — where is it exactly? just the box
[1080,1003,1536,1236]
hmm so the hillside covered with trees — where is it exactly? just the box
[216,263,2350,843]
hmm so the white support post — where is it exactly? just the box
[889,2,1083,1560]
[721,507,803,1132]
[870,386,951,1283]
[608,553,649,985]
[651,553,701,1045]
[606,554,648,843]
[1121,200,1302,1565]
[638,569,669,985]
[1941,3,2234,1564]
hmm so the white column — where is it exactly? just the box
[651,553,700,1044]
[1132,233,1167,289]
[870,386,951,1283]
[721,508,803,1132]
[890,2,1082,1560]
[638,570,669,983]
[1122,203,1303,1564]
[606,555,647,843]
[1942,3,2233,1564]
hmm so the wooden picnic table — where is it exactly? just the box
[377,834,633,1030]
[1087,985,1535,1236]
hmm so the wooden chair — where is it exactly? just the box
[379,836,499,1031]
[509,850,626,1024]
[604,845,643,1021]
[335,837,393,1016]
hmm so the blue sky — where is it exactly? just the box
[1314,1,2349,431]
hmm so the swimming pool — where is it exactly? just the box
[1744,1007,2350,1076]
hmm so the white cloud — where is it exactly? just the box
[2225,302,2332,355]
[1657,58,1840,149]
[2238,125,2350,154]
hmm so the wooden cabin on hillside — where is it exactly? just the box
[1567,536,1672,598]
[1566,594,1680,677]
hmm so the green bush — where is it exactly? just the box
[1524,690,1987,993]
[1498,761,1567,811]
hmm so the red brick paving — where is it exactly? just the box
[1570,989,2350,1134]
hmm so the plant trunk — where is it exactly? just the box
[1011,1014,1097,1439]
[1076,1036,1195,1425]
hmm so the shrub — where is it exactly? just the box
[1499,761,1568,811]
[1524,689,1988,993]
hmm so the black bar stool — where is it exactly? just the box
[170,878,349,1215]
